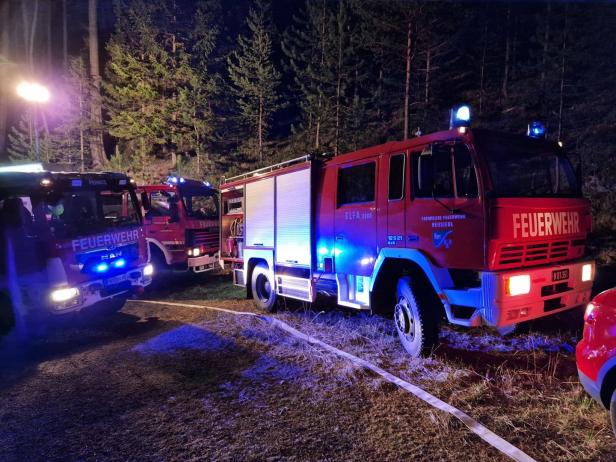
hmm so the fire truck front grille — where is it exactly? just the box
[497,240,574,267]
[186,229,219,252]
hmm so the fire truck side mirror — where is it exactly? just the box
[140,192,151,211]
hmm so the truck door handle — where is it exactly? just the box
[336,234,344,241]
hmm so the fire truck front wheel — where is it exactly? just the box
[394,277,440,358]
[251,263,277,312]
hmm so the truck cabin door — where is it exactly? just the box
[381,152,406,249]
[333,159,378,278]
[143,190,182,241]
[407,142,484,269]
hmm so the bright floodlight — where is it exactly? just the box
[16,81,50,103]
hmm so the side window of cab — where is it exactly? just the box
[412,143,478,199]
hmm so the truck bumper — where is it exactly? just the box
[47,264,153,314]
[444,260,594,327]
[187,253,219,273]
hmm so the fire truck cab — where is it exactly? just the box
[219,107,594,357]
[0,164,153,332]
[138,177,219,273]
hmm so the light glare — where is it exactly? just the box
[582,264,592,282]
[16,81,50,103]
[507,274,531,296]
[50,287,79,303]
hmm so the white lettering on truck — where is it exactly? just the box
[513,212,580,239]
[72,229,140,252]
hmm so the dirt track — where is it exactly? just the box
[1,274,615,461]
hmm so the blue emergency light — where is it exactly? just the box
[94,262,109,273]
[527,121,546,139]
[166,176,186,185]
[450,104,472,129]
[112,258,126,268]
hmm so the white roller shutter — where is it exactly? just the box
[245,177,274,247]
[275,168,311,267]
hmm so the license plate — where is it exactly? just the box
[104,274,128,286]
[552,269,569,282]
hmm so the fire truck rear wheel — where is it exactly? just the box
[394,276,440,358]
[251,263,277,312]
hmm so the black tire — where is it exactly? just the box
[394,276,440,358]
[610,389,616,437]
[251,263,277,312]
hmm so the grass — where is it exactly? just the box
[4,270,616,461]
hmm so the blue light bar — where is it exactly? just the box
[203,181,211,187]
[450,104,472,129]
[179,177,186,184]
[112,258,126,268]
[94,262,109,273]
[527,121,546,138]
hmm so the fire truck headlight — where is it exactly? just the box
[506,275,531,296]
[50,287,79,303]
[189,247,201,257]
[582,264,593,282]
[143,264,154,277]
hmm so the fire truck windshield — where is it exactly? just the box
[181,192,218,220]
[45,188,141,239]
[475,131,581,198]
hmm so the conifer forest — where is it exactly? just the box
[1,0,616,252]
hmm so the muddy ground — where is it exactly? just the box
[1,272,616,462]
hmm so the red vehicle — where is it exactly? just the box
[0,164,153,332]
[577,288,616,434]
[138,177,219,274]
[220,106,594,357]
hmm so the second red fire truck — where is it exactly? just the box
[220,106,595,357]
[138,177,219,274]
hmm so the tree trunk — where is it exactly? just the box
[0,1,10,152]
[423,49,431,125]
[88,0,105,169]
[315,0,326,151]
[501,4,511,100]
[557,8,568,141]
[479,23,487,115]
[46,0,52,72]
[29,0,39,72]
[62,0,68,69]
[334,2,343,156]
[258,95,263,162]
[403,20,412,140]
[541,1,551,112]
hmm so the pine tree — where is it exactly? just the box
[104,0,216,180]
[227,0,281,163]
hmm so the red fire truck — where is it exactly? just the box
[138,177,219,273]
[0,164,153,333]
[219,106,595,357]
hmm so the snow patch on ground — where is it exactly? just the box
[441,327,576,353]
[133,324,231,355]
